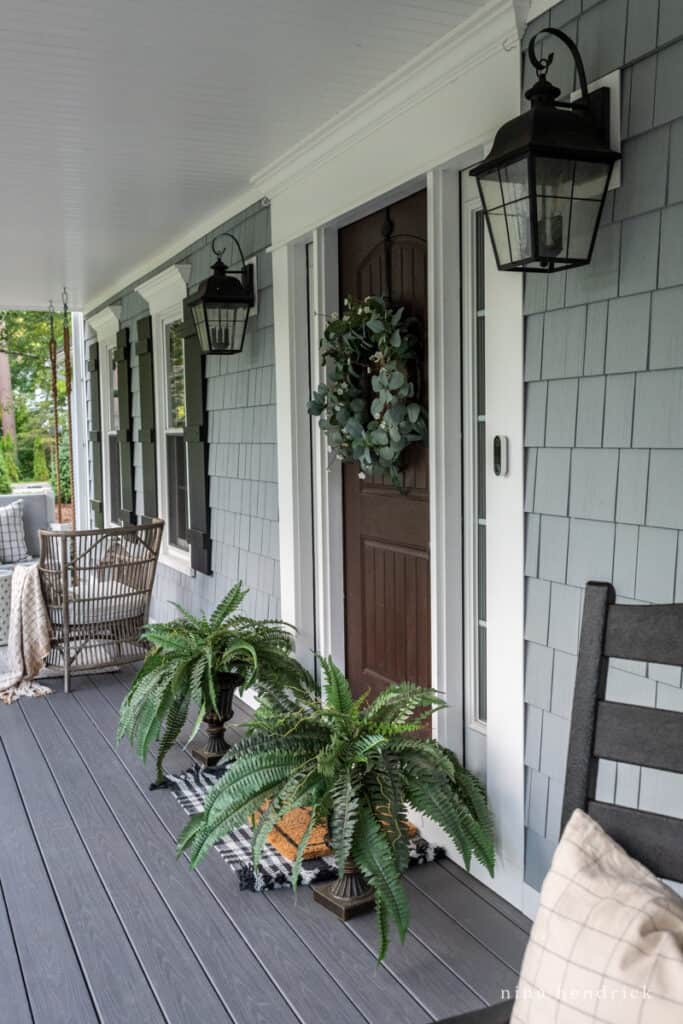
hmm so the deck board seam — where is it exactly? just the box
[33,698,238,1024]
[342,921,446,1021]
[72,685,317,1024]
[0,877,36,1024]
[88,677,469,1023]
[434,861,531,935]
[404,872,526,973]
[263,888,432,1024]
[0,732,103,1024]
[85,670,513,1016]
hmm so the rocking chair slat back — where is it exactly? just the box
[561,581,683,883]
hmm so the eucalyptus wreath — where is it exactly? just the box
[307,296,427,490]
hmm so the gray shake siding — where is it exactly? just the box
[523,0,683,889]
[86,201,279,625]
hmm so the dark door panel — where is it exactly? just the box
[340,189,431,703]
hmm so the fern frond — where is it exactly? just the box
[210,581,247,627]
[319,656,353,715]
[352,801,409,955]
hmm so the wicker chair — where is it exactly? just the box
[38,521,163,692]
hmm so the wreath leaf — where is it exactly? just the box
[308,296,427,492]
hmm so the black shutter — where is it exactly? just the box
[179,302,211,574]
[135,315,158,522]
[113,326,136,525]
[87,341,104,528]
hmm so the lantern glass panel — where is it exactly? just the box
[198,302,250,354]
[505,198,533,262]
[573,160,611,200]
[191,305,211,353]
[535,157,575,198]
[536,193,570,262]
[499,158,529,205]
[487,205,512,265]
[478,169,504,211]
[566,199,602,259]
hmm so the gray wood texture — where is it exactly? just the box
[0,880,33,1024]
[0,669,526,1024]
[594,700,683,773]
[562,581,683,882]
[604,601,683,666]
[0,736,98,1024]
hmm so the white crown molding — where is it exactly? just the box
[251,0,522,199]
[87,304,121,340]
[135,263,191,314]
[83,192,263,316]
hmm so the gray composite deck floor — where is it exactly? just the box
[0,665,530,1024]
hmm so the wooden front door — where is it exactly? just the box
[340,189,430,701]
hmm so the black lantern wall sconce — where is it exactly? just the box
[184,233,255,354]
[470,28,620,273]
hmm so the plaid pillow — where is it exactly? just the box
[512,809,683,1023]
[0,500,30,563]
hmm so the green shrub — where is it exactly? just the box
[0,451,12,494]
[32,437,50,481]
[1,434,19,483]
[50,433,72,503]
[16,435,34,480]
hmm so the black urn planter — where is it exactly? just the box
[191,671,241,768]
[313,858,375,920]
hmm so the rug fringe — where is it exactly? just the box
[0,680,52,704]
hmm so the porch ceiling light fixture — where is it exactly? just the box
[185,233,255,354]
[470,28,620,273]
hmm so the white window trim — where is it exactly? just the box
[70,312,90,529]
[86,304,121,528]
[461,190,488,739]
[136,264,193,575]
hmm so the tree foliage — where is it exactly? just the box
[0,311,67,481]
[0,435,19,483]
[32,437,50,481]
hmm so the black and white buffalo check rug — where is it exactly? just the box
[168,764,445,892]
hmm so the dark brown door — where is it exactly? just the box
[340,189,430,702]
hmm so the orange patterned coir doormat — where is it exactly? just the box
[257,805,417,862]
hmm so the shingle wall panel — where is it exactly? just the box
[523,0,683,891]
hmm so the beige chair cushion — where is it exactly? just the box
[512,809,683,1024]
[52,575,146,627]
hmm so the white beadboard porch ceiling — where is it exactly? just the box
[0,0,486,312]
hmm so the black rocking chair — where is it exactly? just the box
[436,581,683,1024]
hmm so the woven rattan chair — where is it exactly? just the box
[38,521,163,692]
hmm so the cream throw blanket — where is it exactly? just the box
[0,563,52,704]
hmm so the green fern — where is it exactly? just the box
[117,581,314,785]
[177,657,495,960]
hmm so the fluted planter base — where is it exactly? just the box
[313,859,375,920]
[192,672,240,768]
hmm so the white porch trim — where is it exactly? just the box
[271,244,316,673]
[70,312,89,529]
[135,263,193,575]
[86,305,121,530]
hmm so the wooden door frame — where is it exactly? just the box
[272,160,526,909]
